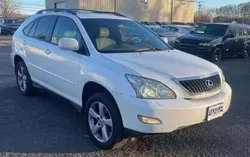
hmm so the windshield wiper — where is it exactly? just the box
[135,47,164,52]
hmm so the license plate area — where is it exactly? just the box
[207,104,224,121]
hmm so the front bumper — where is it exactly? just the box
[174,44,213,58]
[113,82,232,134]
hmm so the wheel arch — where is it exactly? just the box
[215,44,223,50]
[81,82,122,120]
[14,55,25,69]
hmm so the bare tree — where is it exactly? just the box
[195,5,214,22]
[0,0,20,17]
[241,3,250,16]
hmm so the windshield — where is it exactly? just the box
[81,19,170,53]
[192,24,229,37]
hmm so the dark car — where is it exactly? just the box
[174,23,250,62]
[0,18,23,35]
[0,25,13,35]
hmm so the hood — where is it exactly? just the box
[102,50,219,79]
[179,33,218,43]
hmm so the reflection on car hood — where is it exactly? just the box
[179,34,218,43]
[102,50,219,78]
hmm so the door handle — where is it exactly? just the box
[45,49,51,54]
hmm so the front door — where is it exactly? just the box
[41,16,85,104]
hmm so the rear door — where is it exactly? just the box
[24,16,56,83]
[223,25,238,55]
[235,25,248,53]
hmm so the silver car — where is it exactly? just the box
[162,25,195,45]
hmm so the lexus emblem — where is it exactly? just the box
[205,80,214,88]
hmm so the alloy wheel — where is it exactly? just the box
[243,46,250,59]
[17,66,27,92]
[88,101,113,143]
[213,49,222,62]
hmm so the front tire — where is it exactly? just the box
[211,48,222,63]
[84,92,124,150]
[15,61,34,96]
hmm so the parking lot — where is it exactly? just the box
[1,36,250,157]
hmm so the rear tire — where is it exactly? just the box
[15,61,35,96]
[242,45,250,59]
[211,48,222,63]
[84,91,126,150]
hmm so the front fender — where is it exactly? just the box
[78,57,138,106]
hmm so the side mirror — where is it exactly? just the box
[59,38,79,51]
[225,33,235,39]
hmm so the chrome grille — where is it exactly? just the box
[178,74,221,94]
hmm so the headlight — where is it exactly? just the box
[199,43,211,47]
[126,75,176,99]
[218,68,225,85]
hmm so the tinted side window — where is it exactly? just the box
[170,27,178,32]
[51,17,82,45]
[165,27,178,32]
[228,26,237,36]
[29,20,38,37]
[23,20,36,35]
[238,25,245,36]
[242,26,248,36]
[247,27,250,36]
[34,16,54,41]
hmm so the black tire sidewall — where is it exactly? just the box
[243,45,250,59]
[212,48,222,63]
[84,92,123,150]
[15,61,33,95]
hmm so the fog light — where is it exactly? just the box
[138,115,162,125]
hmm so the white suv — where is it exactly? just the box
[11,9,232,150]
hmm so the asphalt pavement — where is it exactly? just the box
[0,36,250,157]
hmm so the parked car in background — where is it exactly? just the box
[0,25,13,35]
[12,9,232,150]
[155,22,169,26]
[171,22,187,26]
[149,27,174,43]
[0,18,23,35]
[195,22,205,27]
[187,23,199,28]
[162,25,194,45]
[141,21,160,28]
[175,23,250,62]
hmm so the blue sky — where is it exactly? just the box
[198,0,250,9]
[20,0,45,15]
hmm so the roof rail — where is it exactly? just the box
[36,9,76,15]
[71,9,127,17]
[36,9,126,17]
